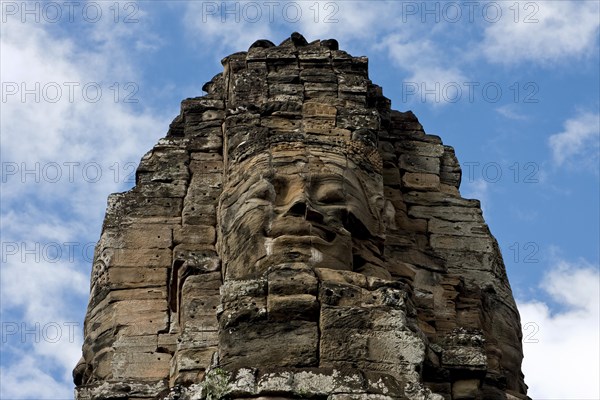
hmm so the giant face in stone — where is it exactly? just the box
[219,142,386,281]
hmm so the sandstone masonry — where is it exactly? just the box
[74,33,529,400]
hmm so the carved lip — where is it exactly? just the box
[267,222,337,243]
[270,234,332,246]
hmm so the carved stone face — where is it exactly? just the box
[220,145,385,280]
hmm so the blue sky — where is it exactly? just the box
[1,1,598,398]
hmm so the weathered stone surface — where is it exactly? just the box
[452,379,479,399]
[75,33,528,400]
[402,172,440,191]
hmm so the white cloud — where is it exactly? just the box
[183,2,277,55]
[0,355,74,399]
[548,111,600,168]
[183,1,387,54]
[379,33,469,106]
[518,259,600,399]
[296,1,384,44]
[496,104,528,121]
[482,1,600,65]
[1,4,169,397]
[182,1,471,106]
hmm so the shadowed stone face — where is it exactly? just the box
[220,145,385,280]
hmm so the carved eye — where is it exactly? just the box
[316,187,345,204]
[249,180,275,202]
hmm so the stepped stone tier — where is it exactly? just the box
[74,33,529,400]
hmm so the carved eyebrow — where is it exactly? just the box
[245,179,275,201]
[307,173,364,192]
[306,173,343,184]
[313,185,346,203]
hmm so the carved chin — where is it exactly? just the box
[260,235,352,270]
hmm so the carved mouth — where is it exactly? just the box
[271,234,331,246]
[267,222,337,244]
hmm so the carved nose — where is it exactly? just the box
[286,200,324,224]
[288,201,307,217]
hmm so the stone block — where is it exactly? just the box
[403,191,479,208]
[320,306,373,330]
[320,328,369,362]
[408,206,484,222]
[441,346,487,369]
[173,347,215,372]
[300,69,337,83]
[452,379,480,399]
[119,225,172,249]
[399,153,440,174]
[185,132,223,152]
[177,331,219,349]
[112,334,157,352]
[108,267,167,289]
[402,172,440,191]
[135,180,188,198]
[105,194,182,222]
[428,219,490,237]
[382,167,402,186]
[112,299,169,335]
[430,235,495,253]
[190,159,223,174]
[182,272,223,292]
[105,248,171,267]
[303,117,336,133]
[173,244,220,271]
[315,268,368,288]
[173,225,216,245]
[108,287,167,302]
[158,333,178,353]
[395,140,444,157]
[261,116,302,131]
[181,296,220,331]
[182,204,217,226]
[268,264,318,295]
[337,110,380,131]
[267,294,319,321]
[112,350,171,380]
[302,101,337,117]
[268,69,301,83]
[219,321,319,369]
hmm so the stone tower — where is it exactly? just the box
[74,33,529,400]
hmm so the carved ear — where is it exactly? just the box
[365,193,386,235]
[382,199,397,231]
[372,194,385,212]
